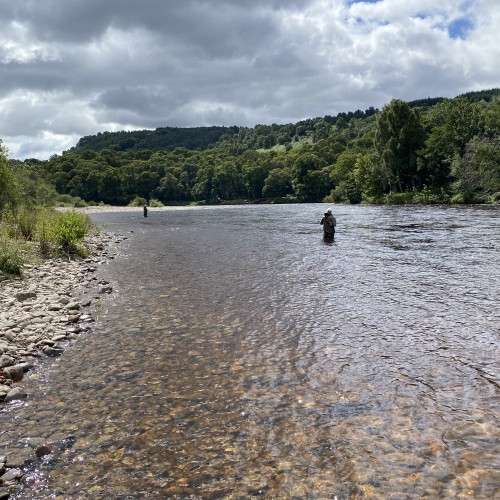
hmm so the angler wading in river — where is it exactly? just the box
[320,208,336,239]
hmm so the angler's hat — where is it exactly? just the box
[326,208,332,214]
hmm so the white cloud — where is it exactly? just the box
[0,0,498,159]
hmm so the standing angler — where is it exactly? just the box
[320,208,336,239]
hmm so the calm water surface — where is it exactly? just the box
[2,204,499,499]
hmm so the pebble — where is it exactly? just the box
[0,231,126,490]
[0,232,123,405]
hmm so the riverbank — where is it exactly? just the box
[0,230,126,494]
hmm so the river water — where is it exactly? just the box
[2,204,499,499]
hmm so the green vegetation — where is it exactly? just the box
[1,89,499,223]
[2,89,498,274]
[0,140,97,276]
[22,88,496,207]
[0,206,95,276]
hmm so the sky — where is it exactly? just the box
[1,0,499,160]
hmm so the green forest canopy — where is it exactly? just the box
[7,88,500,207]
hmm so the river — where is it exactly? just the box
[2,203,499,499]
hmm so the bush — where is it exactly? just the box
[15,207,39,240]
[148,198,164,207]
[37,210,93,257]
[57,194,88,208]
[128,196,147,207]
[0,241,23,276]
[413,187,450,205]
[383,192,415,205]
[52,211,92,252]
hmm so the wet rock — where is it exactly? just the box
[0,385,11,398]
[18,362,35,373]
[0,355,14,369]
[99,285,113,294]
[2,365,24,382]
[0,468,23,482]
[4,387,28,403]
[35,444,53,458]
[3,448,33,469]
[0,230,123,410]
[42,346,64,357]
[51,334,68,342]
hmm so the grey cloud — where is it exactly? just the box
[3,0,284,56]
[1,0,499,160]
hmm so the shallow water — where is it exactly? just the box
[2,203,499,499]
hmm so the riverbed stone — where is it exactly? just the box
[0,468,23,482]
[2,366,24,382]
[0,355,14,368]
[14,291,37,302]
[35,444,53,458]
[3,447,33,468]
[0,229,123,414]
[42,346,64,357]
[4,387,28,403]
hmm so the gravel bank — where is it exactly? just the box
[0,230,126,494]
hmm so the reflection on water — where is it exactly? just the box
[2,204,499,498]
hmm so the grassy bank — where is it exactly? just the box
[0,208,97,277]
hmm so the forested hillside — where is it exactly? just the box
[7,88,500,206]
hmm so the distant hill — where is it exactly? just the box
[67,88,500,155]
[69,126,240,154]
[408,88,500,108]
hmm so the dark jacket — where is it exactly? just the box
[320,213,336,234]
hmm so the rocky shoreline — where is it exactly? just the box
[0,230,126,496]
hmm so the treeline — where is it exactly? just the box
[8,88,500,206]
[68,108,378,155]
[71,126,240,153]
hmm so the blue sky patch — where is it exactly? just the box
[448,17,474,39]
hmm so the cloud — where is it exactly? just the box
[0,0,499,159]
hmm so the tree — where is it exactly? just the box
[421,98,485,187]
[0,140,19,210]
[98,168,123,204]
[374,99,425,192]
[191,165,215,202]
[262,168,294,197]
[155,172,184,202]
[354,153,389,200]
[451,136,500,201]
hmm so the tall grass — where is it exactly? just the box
[0,208,97,276]
[0,239,24,276]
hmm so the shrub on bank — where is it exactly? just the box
[148,198,164,207]
[128,196,147,207]
[0,241,24,276]
[37,210,94,257]
[0,208,96,275]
